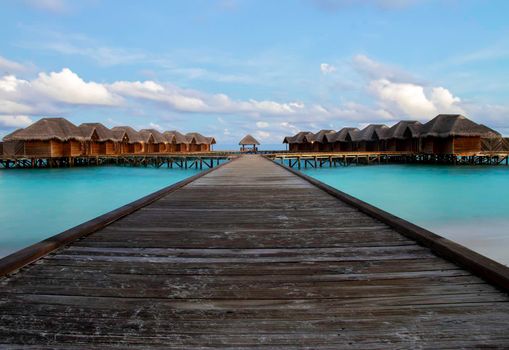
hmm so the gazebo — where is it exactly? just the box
[239,134,260,153]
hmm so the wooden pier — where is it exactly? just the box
[268,151,509,168]
[1,155,509,348]
[0,153,231,169]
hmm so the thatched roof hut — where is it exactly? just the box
[111,126,143,143]
[381,121,422,152]
[356,124,390,141]
[282,131,315,152]
[322,127,360,152]
[139,129,168,153]
[111,126,143,153]
[383,121,422,140]
[239,134,260,146]
[4,118,84,142]
[186,132,211,144]
[420,114,499,138]
[163,130,189,152]
[284,131,314,144]
[420,114,499,154]
[354,124,389,152]
[186,132,214,152]
[324,127,360,143]
[2,118,85,157]
[79,123,118,155]
[163,131,189,144]
[239,134,260,153]
[79,123,117,142]
[139,129,166,144]
[311,130,335,143]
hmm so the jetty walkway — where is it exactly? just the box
[1,155,508,348]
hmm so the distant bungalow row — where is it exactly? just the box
[0,118,216,158]
[283,114,509,155]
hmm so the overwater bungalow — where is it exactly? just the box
[207,136,217,151]
[420,114,500,155]
[186,132,213,152]
[355,124,390,152]
[323,127,360,152]
[283,131,315,152]
[163,131,189,152]
[383,121,422,152]
[2,118,85,157]
[311,130,335,152]
[139,129,167,153]
[239,134,260,153]
[79,123,118,156]
[111,126,144,154]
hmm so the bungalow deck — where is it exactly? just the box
[1,155,508,348]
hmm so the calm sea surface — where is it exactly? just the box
[0,166,200,258]
[301,164,509,265]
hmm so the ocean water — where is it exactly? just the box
[0,166,201,258]
[301,164,509,266]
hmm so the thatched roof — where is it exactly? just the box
[356,124,389,141]
[139,129,166,143]
[111,126,143,143]
[282,136,293,144]
[239,134,260,145]
[79,123,118,142]
[324,127,360,143]
[478,124,502,138]
[2,128,24,142]
[311,130,335,143]
[207,137,216,145]
[3,118,84,142]
[284,131,314,144]
[186,132,212,144]
[163,130,189,144]
[420,114,501,138]
[382,121,422,140]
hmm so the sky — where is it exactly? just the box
[1,0,509,147]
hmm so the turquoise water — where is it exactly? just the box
[0,166,201,258]
[301,164,509,265]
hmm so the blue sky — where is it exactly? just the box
[1,0,509,146]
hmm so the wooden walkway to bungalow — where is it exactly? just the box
[1,155,509,348]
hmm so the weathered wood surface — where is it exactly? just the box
[1,154,508,348]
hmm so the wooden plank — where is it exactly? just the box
[0,154,508,348]
[272,157,509,291]
[0,159,233,277]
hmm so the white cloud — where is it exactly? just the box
[0,56,28,74]
[352,54,416,82]
[0,115,33,129]
[0,75,28,92]
[369,78,463,118]
[256,121,269,128]
[32,68,118,106]
[320,63,337,74]
[430,87,461,110]
[256,130,270,139]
